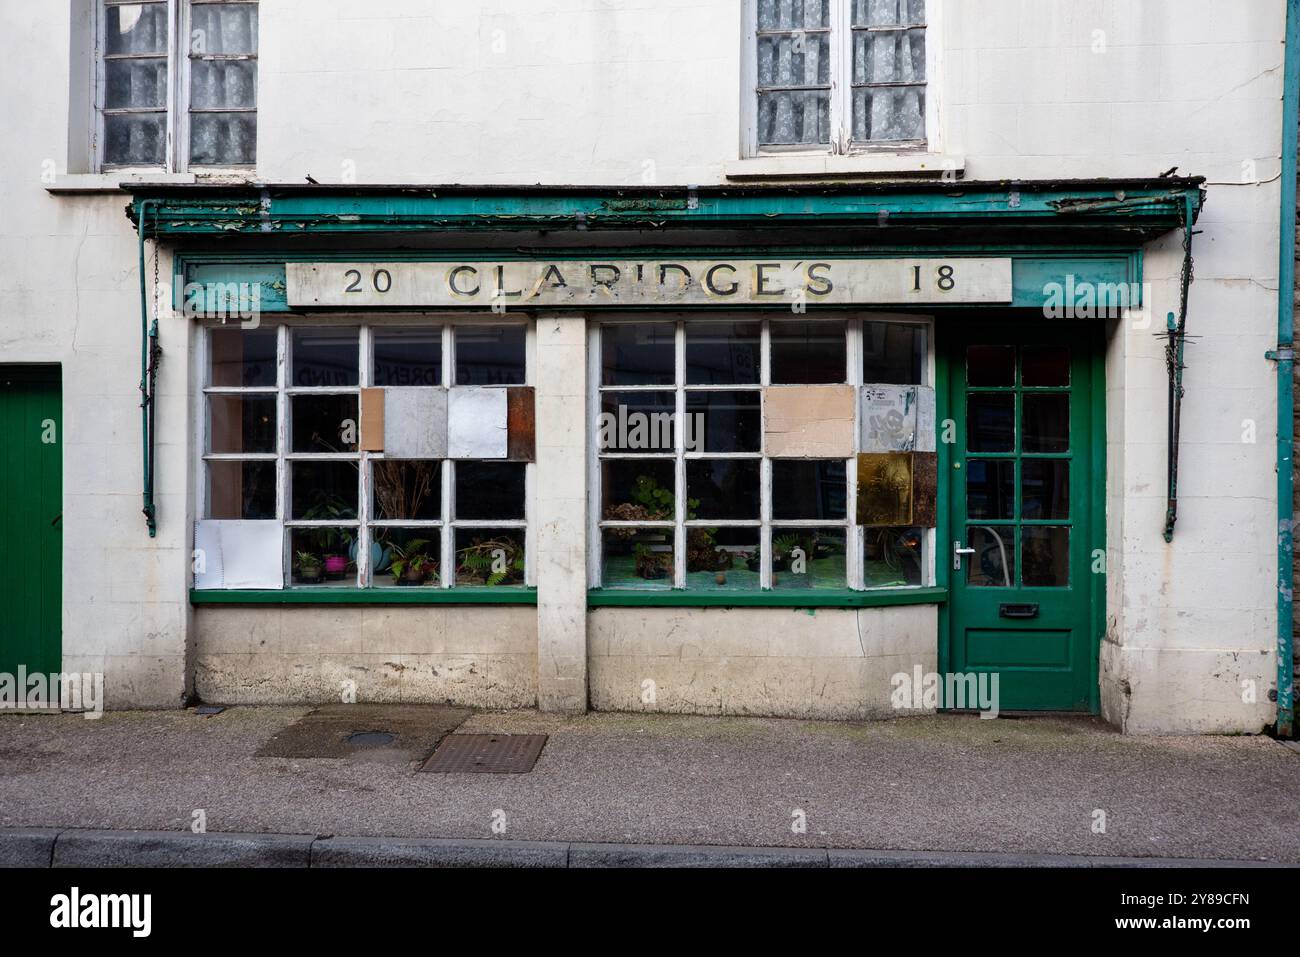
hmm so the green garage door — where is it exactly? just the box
[0,366,62,678]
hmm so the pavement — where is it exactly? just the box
[1,706,1297,865]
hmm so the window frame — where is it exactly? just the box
[741,0,940,158]
[197,317,534,591]
[589,314,934,593]
[95,0,258,173]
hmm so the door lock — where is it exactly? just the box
[953,540,975,571]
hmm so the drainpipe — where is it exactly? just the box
[136,199,158,538]
[1272,0,1299,738]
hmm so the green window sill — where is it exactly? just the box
[585,587,947,608]
[189,587,537,606]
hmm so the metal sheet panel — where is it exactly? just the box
[383,387,447,459]
[448,387,508,459]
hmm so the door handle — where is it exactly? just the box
[953,540,975,571]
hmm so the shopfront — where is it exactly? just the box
[125,179,1205,720]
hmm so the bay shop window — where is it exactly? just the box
[593,317,934,592]
[196,321,532,590]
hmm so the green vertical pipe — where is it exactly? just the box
[137,199,157,538]
[1275,0,1298,737]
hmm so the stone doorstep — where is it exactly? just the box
[0,829,1289,869]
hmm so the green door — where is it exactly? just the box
[0,367,62,678]
[942,323,1103,712]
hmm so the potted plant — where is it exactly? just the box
[633,542,670,580]
[456,536,525,586]
[302,495,357,579]
[294,550,324,584]
[388,538,437,586]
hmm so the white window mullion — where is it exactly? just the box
[276,323,289,582]
[587,323,603,588]
[673,321,687,589]
[847,318,864,590]
[167,0,182,171]
[356,325,372,586]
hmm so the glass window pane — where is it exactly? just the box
[853,27,925,83]
[189,59,257,109]
[601,460,675,523]
[758,0,830,29]
[685,527,760,591]
[105,58,167,108]
[967,393,1014,452]
[290,461,358,520]
[189,2,259,54]
[455,461,525,520]
[1022,526,1069,587]
[105,2,169,54]
[602,527,673,589]
[686,459,760,521]
[454,324,525,385]
[685,321,760,384]
[189,112,257,165]
[372,527,441,587]
[685,391,761,453]
[602,323,675,386]
[1023,394,1069,452]
[757,33,830,86]
[206,459,275,519]
[208,394,275,453]
[373,328,442,386]
[1022,346,1070,387]
[600,391,676,455]
[291,328,358,387]
[289,527,356,586]
[1022,459,1069,520]
[864,526,923,587]
[771,459,847,520]
[104,112,166,166]
[862,321,925,384]
[853,86,925,142]
[454,528,525,586]
[770,320,846,383]
[966,525,1014,587]
[210,327,276,387]
[291,394,358,453]
[966,459,1014,520]
[372,460,442,521]
[757,90,831,146]
[772,527,847,589]
[967,345,1014,387]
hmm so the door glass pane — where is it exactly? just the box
[1022,526,1069,587]
[455,461,525,520]
[602,323,675,386]
[289,527,356,586]
[967,393,1014,452]
[290,461,358,520]
[454,528,525,586]
[1022,346,1070,387]
[1023,393,1069,452]
[1022,459,1069,520]
[211,327,276,387]
[684,391,761,453]
[966,459,1014,520]
[685,321,760,384]
[372,460,441,520]
[206,460,275,519]
[601,459,675,523]
[770,320,846,383]
[966,525,1014,587]
[600,392,676,454]
[966,345,1014,386]
[372,527,441,587]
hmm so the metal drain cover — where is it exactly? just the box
[419,733,548,773]
[347,731,396,747]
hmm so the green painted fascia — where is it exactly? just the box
[190,587,537,605]
[586,587,947,608]
[129,181,1205,237]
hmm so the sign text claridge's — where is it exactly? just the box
[286,258,1014,308]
